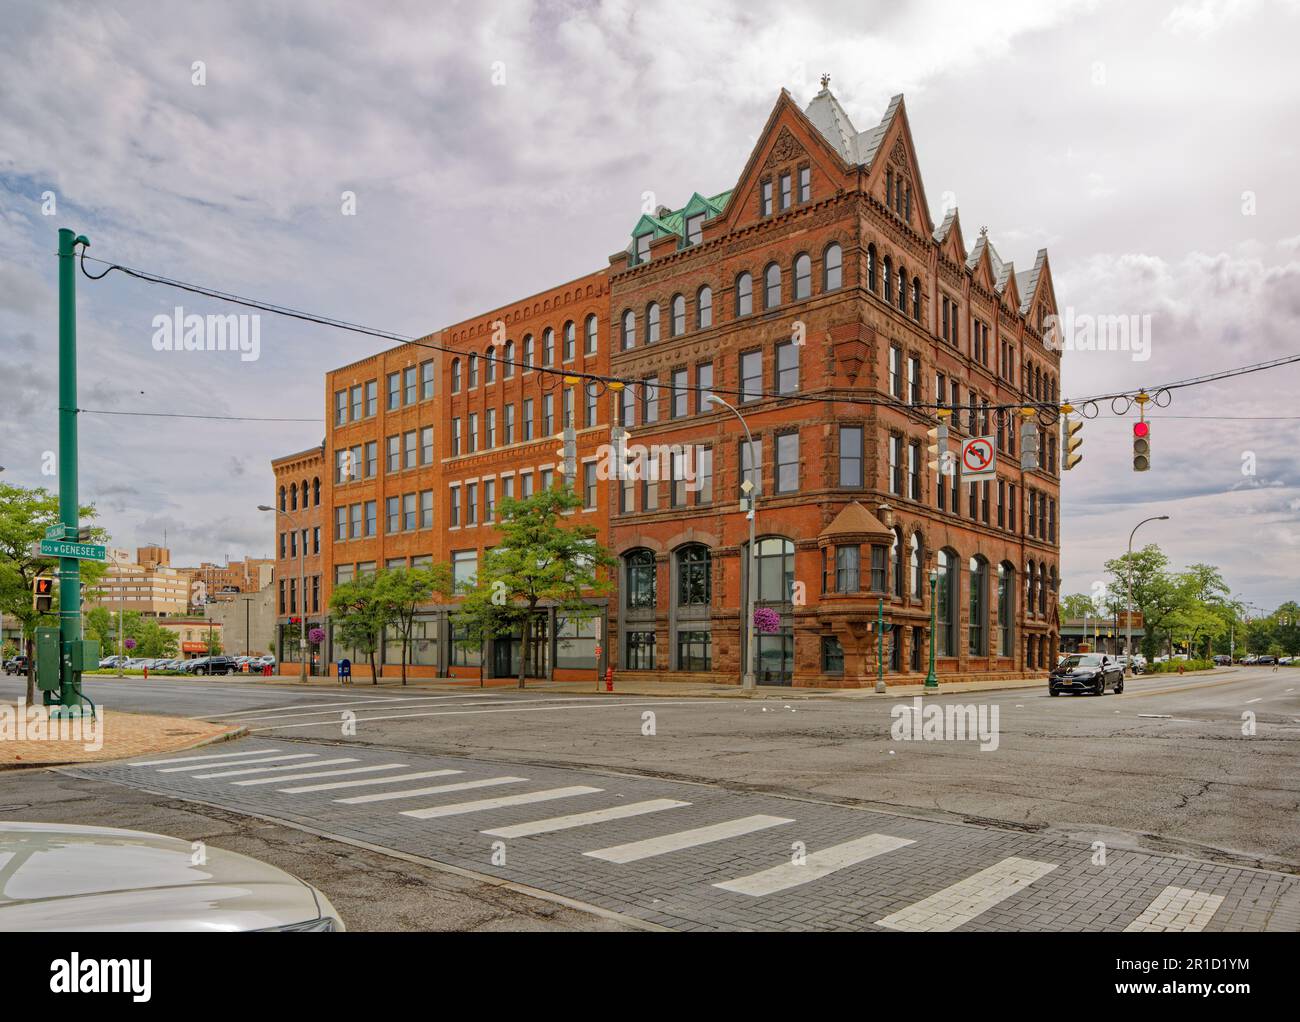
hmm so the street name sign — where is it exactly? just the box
[44,524,65,540]
[38,539,106,561]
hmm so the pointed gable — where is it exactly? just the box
[817,501,894,546]
[861,94,935,236]
[1017,248,1053,317]
[966,232,997,292]
[934,207,967,266]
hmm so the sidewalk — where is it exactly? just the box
[0,700,244,769]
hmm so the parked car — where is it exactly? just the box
[1049,652,1125,696]
[3,655,30,676]
[0,821,344,931]
[98,655,129,669]
[1212,654,1233,667]
[185,655,240,676]
[1280,657,1294,665]
[1241,655,1259,665]
[1256,655,1279,666]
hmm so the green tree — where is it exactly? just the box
[329,571,390,684]
[457,487,613,689]
[131,618,179,659]
[378,565,454,686]
[1060,592,1100,622]
[0,482,106,703]
[1104,545,1181,659]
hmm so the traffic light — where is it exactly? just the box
[1133,420,1151,472]
[1020,420,1040,471]
[1063,417,1084,470]
[926,416,950,475]
[554,426,577,485]
[32,575,54,614]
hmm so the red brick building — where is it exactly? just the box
[271,444,325,670]
[605,85,1062,686]
[291,82,1062,688]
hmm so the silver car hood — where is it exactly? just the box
[0,822,326,931]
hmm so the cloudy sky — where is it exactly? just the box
[1,0,1297,609]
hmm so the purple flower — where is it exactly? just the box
[308,627,326,646]
[124,638,136,650]
[753,607,781,633]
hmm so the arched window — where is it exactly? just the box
[697,285,713,329]
[764,263,782,309]
[736,272,753,317]
[585,314,598,355]
[911,277,921,320]
[313,477,321,506]
[909,532,922,600]
[523,334,535,368]
[883,256,893,302]
[1044,565,1054,616]
[484,346,496,383]
[542,327,555,366]
[1026,560,1037,619]
[625,549,656,609]
[997,562,1014,657]
[671,294,686,336]
[646,303,660,344]
[676,545,711,606]
[503,340,515,377]
[468,353,479,388]
[897,264,907,311]
[451,358,462,393]
[793,253,811,300]
[936,549,957,657]
[620,312,635,350]
[563,320,576,361]
[278,485,286,512]
[969,555,988,656]
[891,526,904,597]
[867,244,878,293]
[824,243,843,291]
[290,482,298,510]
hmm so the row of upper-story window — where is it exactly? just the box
[619,244,844,350]
[278,527,321,560]
[278,478,321,511]
[334,490,435,541]
[448,463,599,530]
[450,316,598,393]
[450,386,598,457]
[278,574,321,616]
[333,361,436,427]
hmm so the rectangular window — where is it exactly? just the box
[465,483,477,526]
[798,165,811,203]
[776,342,799,395]
[889,345,902,398]
[520,472,533,498]
[697,362,714,413]
[421,426,433,464]
[676,631,712,672]
[908,441,920,500]
[635,233,651,264]
[775,432,799,493]
[760,179,773,216]
[740,439,762,496]
[504,403,516,444]
[542,394,554,435]
[779,172,791,210]
[365,379,378,416]
[334,506,346,541]
[583,461,597,509]
[740,351,762,403]
[620,386,635,428]
[349,503,362,539]
[585,316,597,354]
[563,388,574,428]
[685,213,704,246]
[908,356,920,405]
[361,500,374,537]
[670,450,687,508]
[450,419,461,458]
[836,545,860,593]
[365,440,377,479]
[625,631,656,671]
[889,434,903,495]
[387,372,400,409]
[334,389,346,426]
[839,426,863,487]
[501,475,514,500]
[541,468,554,492]
[870,545,887,592]
[672,368,688,418]
[523,399,534,441]
[484,479,496,522]
[485,408,497,449]
[350,385,362,421]
[449,486,460,527]
[403,366,416,405]
[584,384,598,428]
[695,447,713,505]
[421,360,434,399]
[420,489,433,529]
[387,496,400,533]
[642,377,659,424]
[404,430,418,469]
[452,551,477,593]
[467,413,478,453]
[822,636,844,673]
[403,492,416,531]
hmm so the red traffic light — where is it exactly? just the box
[1133,421,1150,438]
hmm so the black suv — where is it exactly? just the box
[186,656,240,676]
[3,655,29,676]
[1049,653,1125,696]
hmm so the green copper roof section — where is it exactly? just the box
[627,189,732,251]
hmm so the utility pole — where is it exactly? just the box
[1125,515,1169,664]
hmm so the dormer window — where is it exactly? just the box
[635,233,651,264]
[685,213,704,246]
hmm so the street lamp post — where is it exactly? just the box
[925,567,939,690]
[259,504,308,682]
[1125,515,1170,664]
[705,394,758,691]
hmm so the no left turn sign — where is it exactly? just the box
[960,436,997,480]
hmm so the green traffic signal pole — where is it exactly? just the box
[55,227,90,714]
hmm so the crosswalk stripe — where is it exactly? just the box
[584,814,795,864]
[481,799,689,838]
[876,856,1057,931]
[401,785,602,820]
[713,833,916,896]
[132,748,283,768]
[232,763,407,787]
[279,769,462,794]
[1123,886,1225,932]
[157,753,314,774]
[335,776,526,805]
[193,757,354,779]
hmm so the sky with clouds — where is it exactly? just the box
[1,0,1297,609]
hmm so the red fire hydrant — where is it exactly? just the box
[143,666,148,681]
[263,663,273,677]
[604,666,614,692]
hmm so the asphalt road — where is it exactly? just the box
[3,667,1297,930]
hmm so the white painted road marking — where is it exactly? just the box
[131,748,285,767]
[157,752,315,773]
[194,757,356,779]
[232,763,407,786]
[280,769,462,794]
[482,798,690,839]
[217,693,505,723]
[401,785,603,820]
[714,833,916,896]
[585,815,795,864]
[876,856,1057,931]
[1123,886,1225,932]
[336,776,526,805]
[246,700,722,731]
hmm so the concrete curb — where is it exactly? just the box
[0,721,250,772]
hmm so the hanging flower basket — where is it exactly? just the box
[124,638,136,650]
[308,627,326,646]
[753,607,781,633]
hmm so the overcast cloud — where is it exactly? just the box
[1,0,1297,606]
